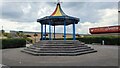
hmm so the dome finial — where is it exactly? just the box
[54,0,62,4]
[57,0,62,4]
[57,0,60,3]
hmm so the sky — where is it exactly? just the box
[0,0,119,34]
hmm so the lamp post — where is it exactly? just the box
[1,26,3,40]
[34,33,38,43]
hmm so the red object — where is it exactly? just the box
[89,25,120,34]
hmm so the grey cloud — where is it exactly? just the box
[63,2,117,23]
[2,0,119,2]
[1,2,49,23]
[1,2,117,23]
[119,2,120,11]
[2,2,23,20]
[0,2,118,33]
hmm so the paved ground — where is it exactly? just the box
[2,45,119,66]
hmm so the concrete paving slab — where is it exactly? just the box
[2,45,119,66]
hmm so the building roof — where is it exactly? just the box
[51,3,67,16]
[37,2,80,26]
[89,25,120,34]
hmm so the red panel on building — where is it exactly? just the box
[89,25,120,34]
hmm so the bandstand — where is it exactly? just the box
[22,2,97,56]
[37,2,79,40]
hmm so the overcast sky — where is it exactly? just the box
[0,0,119,34]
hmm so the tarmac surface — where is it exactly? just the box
[2,45,119,66]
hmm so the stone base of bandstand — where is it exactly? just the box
[21,40,97,56]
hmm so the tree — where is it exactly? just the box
[16,31,25,38]
[26,35,31,37]
[76,34,80,38]
[3,33,12,38]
